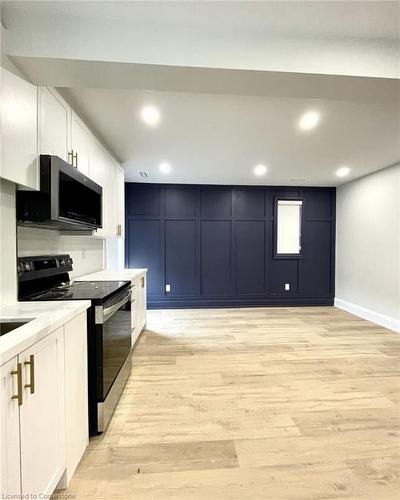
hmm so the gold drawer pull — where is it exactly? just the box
[11,363,23,406]
[24,354,35,394]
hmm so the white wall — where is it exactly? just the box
[335,164,400,331]
[105,237,124,271]
[18,228,104,280]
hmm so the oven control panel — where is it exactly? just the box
[17,254,73,279]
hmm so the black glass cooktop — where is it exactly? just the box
[27,280,130,303]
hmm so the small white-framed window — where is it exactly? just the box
[276,199,303,255]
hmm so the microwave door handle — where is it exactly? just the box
[96,292,131,324]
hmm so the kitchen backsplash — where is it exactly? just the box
[17,227,105,279]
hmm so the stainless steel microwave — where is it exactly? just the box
[17,155,102,231]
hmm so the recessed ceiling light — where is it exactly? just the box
[299,111,320,131]
[336,166,350,177]
[159,162,171,174]
[140,105,160,126]
[254,164,267,176]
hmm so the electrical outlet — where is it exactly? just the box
[285,283,290,291]
[165,284,171,293]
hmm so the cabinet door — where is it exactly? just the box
[71,112,91,176]
[39,87,70,162]
[141,275,147,329]
[107,157,117,237]
[19,327,66,497]
[90,142,109,236]
[131,287,140,346]
[115,164,125,238]
[0,357,21,497]
[1,69,38,189]
[62,313,88,485]
[136,275,147,333]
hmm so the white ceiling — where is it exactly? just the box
[3,1,400,78]
[3,1,399,40]
[2,1,400,186]
[60,87,400,186]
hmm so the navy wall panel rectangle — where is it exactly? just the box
[299,221,332,296]
[235,189,265,219]
[165,220,197,295]
[200,221,231,294]
[303,190,333,220]
[127,219,162,295]
[200,188,231,218]
[269,259,298,294]
[235,221,265,294]
[126,183,335,308]
[165,188,197,218]
[126,184,161,216]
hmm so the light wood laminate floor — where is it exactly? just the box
[60,307,400,499]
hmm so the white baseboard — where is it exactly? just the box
[334,298,400,333]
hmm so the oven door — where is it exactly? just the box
[95,287,132,431]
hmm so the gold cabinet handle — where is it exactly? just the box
[141,277,144,288]
[68,150,74,166]
[117,223,122,236]
[11,363,23,406]
[73,151,78,168]
[24,354,35,394]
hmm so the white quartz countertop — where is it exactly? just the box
[0,300,91,365]
[74,268,147,283]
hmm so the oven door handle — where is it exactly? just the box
[95,291,131,324]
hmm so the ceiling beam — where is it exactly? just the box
[10,55,400,103]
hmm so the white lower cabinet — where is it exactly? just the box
[131,284,139,346]
[61,313,88,486]
[137,275,147,334]
[131,274,147,346]
[0,357,21,496]
[20,327,66,497]
[0,312,88,498]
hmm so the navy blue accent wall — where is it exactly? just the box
[125,184,336,309]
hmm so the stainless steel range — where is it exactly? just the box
[18,254,133,435]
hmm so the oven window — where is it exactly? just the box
[100,307,132,399]
[59,171,102,226]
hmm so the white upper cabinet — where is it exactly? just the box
[2,75,123,238]
[1,69,38,190]
[70,111,91,176]
[89,144,124,238]
[115,163,125,238]
[107,157,117,238]
[38,87,71,162]
[90,142,109,236]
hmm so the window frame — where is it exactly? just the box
[273,196,304,259]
